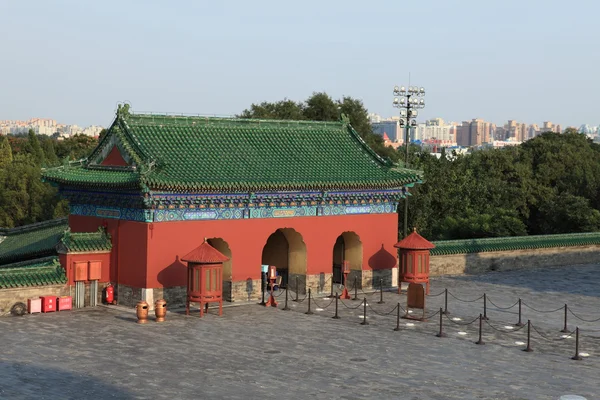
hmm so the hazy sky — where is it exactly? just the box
[1,0,598,128]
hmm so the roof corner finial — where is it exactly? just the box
[204,237,207,243]
[413,227,417,233]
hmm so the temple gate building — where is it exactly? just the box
[40,106,422,307]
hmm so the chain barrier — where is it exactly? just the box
[486,297,519,310]
[424,309,441,319]
[273,289,286,298]
[339,298,363,310]
[312,296,335,309]
[447,291,484,303]
[567,308,600,323]
[530,323,576,342]
[443,313,480,326]
[521,301,564,313]
[428,290,445,297]
[367,302,398,316]
[483,318,527,334]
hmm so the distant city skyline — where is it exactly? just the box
[1,1,598,128]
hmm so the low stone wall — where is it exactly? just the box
[430,245,600,276]
[0,285,70,316]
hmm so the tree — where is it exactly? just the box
[303,92,339,121]
[239,99,305,120]
[338,96,372,137]
[0,135,12,168]
[26,129,45,165]
[41,138,59,166]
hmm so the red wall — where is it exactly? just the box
[69,213,399,289]
[69,215,148,288]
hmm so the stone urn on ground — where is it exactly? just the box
[155,299,167,322]
[136,301,149,324]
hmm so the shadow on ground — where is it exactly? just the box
[0,361,134,399]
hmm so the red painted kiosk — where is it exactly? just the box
[394,228,435,295]
[182,239,229,317]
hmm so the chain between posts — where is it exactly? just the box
[530,323,576,342]
[483,318,527,334]
[443,313,480,326]
[367,302,398,316]
[311,296,335,310]
[339,298,363,310]
[447,291,485,303]
[521,301,564,313]
[568,308,600,323]
[486,297,519,310]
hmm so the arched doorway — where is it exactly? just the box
[207,238,233,302]
[262,228,307,292]
[332,232,362,287]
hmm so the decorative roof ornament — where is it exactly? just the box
[340,113,351,125]
[116,103,131,118]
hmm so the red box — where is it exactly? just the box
[40,296,56,313]
[28,298,42,314]
[57,296,72,311]
[74,262,88,281]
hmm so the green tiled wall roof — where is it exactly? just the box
[43,112,422,193]
[0,256,67,289]
[0,219,68,265]
[59,227,112,253]
[430,232,600,256]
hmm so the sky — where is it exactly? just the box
[1,0,598,128]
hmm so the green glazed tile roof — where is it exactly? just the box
[430,231,600,256]
[0,219,68,265]
[58,227,112,253]
[43,112,422,193]
[0,256,67,289]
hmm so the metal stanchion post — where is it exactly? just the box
[515,298,524,327]
[353,277,358,300]
[483,293,488,320]
[523,320,533,352]
[330,278,334,298]
[283,287,290,311]
[332,293,340,319]
[571,327,582,361]
[393,303,401,331]
[475,314,485,345]
[378,279,385,304]
[436,307,446,338]
[561,304,569,333]
[293,277,299,302]
[259,272,266,306]
[305,288,313,315]
[360,297,369,325]
[443,288,449,315]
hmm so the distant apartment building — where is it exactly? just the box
[542,121,562,133]
[372,118,404,142]
[456,118,494,147]
[413,118,456,143]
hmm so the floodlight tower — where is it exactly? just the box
[393,85,425,238]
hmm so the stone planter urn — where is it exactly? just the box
[136,301,149,324]
[154,299,167,322]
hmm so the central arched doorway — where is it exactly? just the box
[206,238,233,301]
[262,228,307,292]
[332,232,363,288]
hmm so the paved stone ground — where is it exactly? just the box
[1,264,599,400]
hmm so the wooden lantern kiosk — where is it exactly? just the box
[394,228,435,295]
[182,239,230,317]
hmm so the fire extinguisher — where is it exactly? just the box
[104,283,115,305]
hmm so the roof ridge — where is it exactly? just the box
[0,256,59,270]
[0,218,68,236]
[126,112,345,129]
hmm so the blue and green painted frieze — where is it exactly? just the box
[68,189,405,222]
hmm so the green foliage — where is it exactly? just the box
[239,92,395,161]
[0,134,97,228]
[407,131,600,240]
[0,136,12,168]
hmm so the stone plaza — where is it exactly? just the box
[1,264,599,400]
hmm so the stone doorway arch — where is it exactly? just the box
[261,228,307,293]
[206,238,233,302]
[332,231,363,289]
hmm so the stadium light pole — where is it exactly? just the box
[393,85,425,238]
